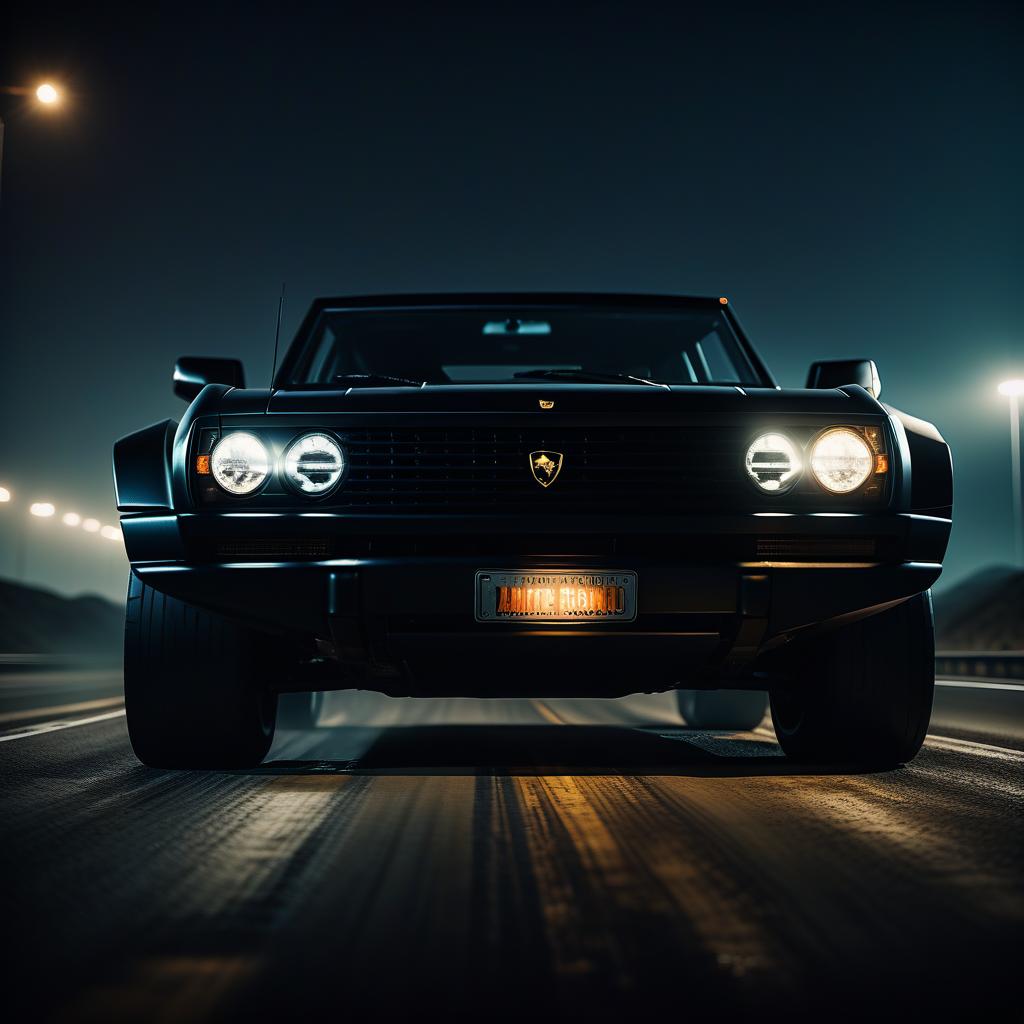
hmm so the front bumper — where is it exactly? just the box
[122,511,948,696]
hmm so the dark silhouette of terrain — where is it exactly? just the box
[0,577,123,657]
[934,566,1023,651]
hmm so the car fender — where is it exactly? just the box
[884,405,953,520]
[114,383,241,512]
[113,420,177,512]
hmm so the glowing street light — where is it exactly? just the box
[0,79,65,204]
[29,502,55,518]
[0,486,10,502]
[999,379,1024,566]
[82,518,100,533]
[35,83,60,105]
[100,525,121,541]
[62,512,82,527]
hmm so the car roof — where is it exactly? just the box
[306,292,727,312]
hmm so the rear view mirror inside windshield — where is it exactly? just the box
[483,319,552,335]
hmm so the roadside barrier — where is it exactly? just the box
[935,652,1024,682]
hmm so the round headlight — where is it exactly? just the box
[745,433,801,492]
[210,432,270,495]
[283,433,345,495]
[810,427,873,493]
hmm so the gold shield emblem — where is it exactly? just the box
[529,450,564,488]
[539,399,555,410]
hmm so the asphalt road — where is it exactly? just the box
[1,674,1021,1021]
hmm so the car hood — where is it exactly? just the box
[214,383,884,418]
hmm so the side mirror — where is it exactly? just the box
[806,358,881,399]
[173,357,246,402]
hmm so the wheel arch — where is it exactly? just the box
[113,419,177,512]
[886,405,953,520]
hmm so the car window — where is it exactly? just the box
[693,330,742,384]
[284,307,762,386]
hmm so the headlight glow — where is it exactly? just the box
[745,433,801,492]
[810,427,873,494]
[210,432,270,495]
[283,433,345,495]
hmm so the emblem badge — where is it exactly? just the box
[529,451,564,488]
[539,399,554,410]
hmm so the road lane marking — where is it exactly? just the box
[924,734,1024,760]
[0,668,123,688]
[0,709,126,743]
[754,724,1022,760]
[936,679,1024,692]
[0,696,124,724]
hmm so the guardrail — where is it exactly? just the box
[0,653,121,673]
[935,652,1024,682]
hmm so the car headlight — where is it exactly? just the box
[210,432,270,495]
[283,433,345,495]
[810,427,873,493]
[745,433,801,492]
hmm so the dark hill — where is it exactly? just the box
[934,566,1024,651]
[0,577,124,656]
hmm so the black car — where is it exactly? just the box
[113,293,952,769]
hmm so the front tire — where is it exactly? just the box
[676,689,768,730]
[124,574,279,769]
[769,592,935,767]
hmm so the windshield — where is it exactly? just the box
[284,306,762,386]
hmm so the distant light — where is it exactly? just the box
[998,379,1024,397]
[62,512,82,527]
[719,296,729,305]
[30,502,56,518]
[36,83,59,104]
[82,517,101,533]
[0,486,10,503]
[100,525,121,541]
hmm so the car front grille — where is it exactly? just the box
[334,425,748,513]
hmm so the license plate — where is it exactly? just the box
[475,570,637,623]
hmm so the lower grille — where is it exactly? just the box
[755,536,877,560]
[210,534,885,562]
[217,539,330,558]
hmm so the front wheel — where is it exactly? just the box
[676,689,768,730]
[769,592,935,767]
[124,574,280,769]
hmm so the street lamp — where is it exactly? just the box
[0,80,64,203]
[29,502,55,518]
[62,512,81,527]
[0,486,10,502]
[998,379,1024,566]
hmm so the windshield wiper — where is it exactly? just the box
[334,373,425,388]
[513,368,666,387]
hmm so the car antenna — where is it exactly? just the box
[265,283,286,414]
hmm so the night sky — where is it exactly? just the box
[1,1,1021,602]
